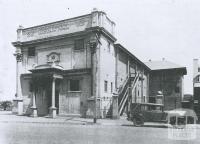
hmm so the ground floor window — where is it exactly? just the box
[70,80,80,91]
[104,81,108,92]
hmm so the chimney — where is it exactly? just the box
[92,8,98,12]
[193,59,199,79]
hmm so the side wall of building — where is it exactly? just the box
[116,48,149,104]
[193,59,200,118]
[99,36,116,118]
[149,70,183,110]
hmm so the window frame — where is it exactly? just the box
[104,80,108,93]
[69,79,81,92]
[74,39,84,51]
[107,41,111,53]
[198,67,200,72]
[175,86,180,93]
[28,47,36,57]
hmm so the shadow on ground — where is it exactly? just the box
[121,124,168,128]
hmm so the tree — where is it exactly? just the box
[0,101,12,111]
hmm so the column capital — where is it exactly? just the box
[53,74,63,79]
[14,52,23,62]
[89,41,97,54]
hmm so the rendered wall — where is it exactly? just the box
[116,49,149,103]
[99,36,116,117]
[59,74,91,117]
[21,37,91,73]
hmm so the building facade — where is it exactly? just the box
[12,9,150,118]
[145,60,187,111]
[193,59,200,119]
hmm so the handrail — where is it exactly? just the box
[118,73,140,115]
[130,73,139,97]
[118,87,129,115]
[118,74,129,94]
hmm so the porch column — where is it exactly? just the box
[49,77,57,118]
[30,91,37,117]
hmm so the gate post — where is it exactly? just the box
[112,92,119,119]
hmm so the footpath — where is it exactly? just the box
[0,111,185,128]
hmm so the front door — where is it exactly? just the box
[36,87,49,116]
[66,93,80,114]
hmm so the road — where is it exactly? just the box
[0,122,200,144]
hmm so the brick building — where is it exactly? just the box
[145,60,187,110]
[12,9,150,118]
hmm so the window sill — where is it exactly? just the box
[74,49,84,52]
[68,91,82,93]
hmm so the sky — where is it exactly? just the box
[0,0,200,100]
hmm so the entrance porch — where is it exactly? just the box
[30,65,63,118]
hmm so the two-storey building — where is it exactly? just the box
[145,59,187,110]
[12,9,150,118]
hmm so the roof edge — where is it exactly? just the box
[114,43,150,71]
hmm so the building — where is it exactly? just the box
[12,9,150,118]
[182,94,193,109]
[145,59,187,110]
[193,59,200,119]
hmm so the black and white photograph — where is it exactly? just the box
[0,0,200,143]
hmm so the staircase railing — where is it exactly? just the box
[130,73,140,100]
[117,75,130,107]
[118,75,129,95]
[118,87,130,115]
[118,73,140,116]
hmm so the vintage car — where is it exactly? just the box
[166,108,198,128]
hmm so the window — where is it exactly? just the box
[170,116,176,125]
[107,42,111,52]
[175,86,180,93]
[177,116,186,125]
[198,68,200,72]
[74,39,84,50]
[111,82,113,93]
[197,76,200,82]
[187,116,194,124]
[28,47,35,57]
[104,81,108,92]
[70,80,80,91]
[143,96,146,103]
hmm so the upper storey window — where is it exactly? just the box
[28,47,35,57]
[107,41,111,53]
[197,75,200,82]
[198,67,200,72]
[74,39,84,51]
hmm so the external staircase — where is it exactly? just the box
[105,73,140,118]
[118,73,140,116]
